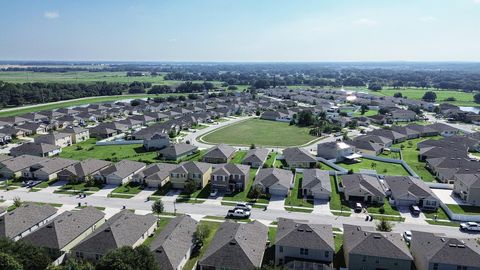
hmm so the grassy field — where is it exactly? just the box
[337,158,410,176]
[392,136,442,182]
[344,87,477,106]
[201,119,318,147]
[59,138,159,162]
[284,173,313,208]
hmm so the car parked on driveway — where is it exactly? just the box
[409,205,421,216]
[460,222,480,232]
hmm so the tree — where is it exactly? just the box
[151,200,164,215]
[368,83,383,91]
[250,143,256,149]
[0,237,53,270]
[297,110,315,127]
[184,179,198,195]
[13,197,22,208]
[49,259,94,270]
[422,91,437,102]
[474,93,480,104]
[248,185,263,200]
[194,223,212,247]
[376,219,394,232]
[96,246,159,270]
[378,108,390,115]
[0,253,22,270]
[360,104,369,115]
[393,92,403,98]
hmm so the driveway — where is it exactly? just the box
[132,188,156,201]
[313,199,332,215]
[397,206,429,225]
[268,195,285,210]
[38,180,68,193]
[92,184,118,197]
[432,189,466,205]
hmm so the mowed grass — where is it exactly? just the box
[59,138,158,162]
[223,169,258,202]
[345,87,476,106]
[201,119,318,147]
[337,158,410,176]
[183,221,221,270]
[284,173,313,208]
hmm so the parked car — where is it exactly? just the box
[227,209,251,218]
[210,189,218,197]
[403,231,412,242]
[354,202,362,213]
[235,202,252,211]
[460,222,480,232]
[409,205,421,216]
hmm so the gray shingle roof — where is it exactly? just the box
[254,168,293,190]
[385,176,436,201]
[170,161,211,175]
[203,144,236,160]
[212,163,250,177]
[21,207,105,250]
[199,220,268,270]
[134,163,178,182]
[411,231,480,268]
[242,148,269,165]
[72,210,157,255]
[10,142,60,156]
[0,204,57,239]
[158,143,198,157]
[0,155,49,173]
[343,225,412,260]
[150,216,197,270]
[100,160,146,179]
[283,147,317,165]
[275,218,334,251]
[342,174,386,197]
[59,159,112,179]
[301,169,331,194]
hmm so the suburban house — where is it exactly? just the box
[428,122,461,137]
[405,124,438,137]
[391,126,421,139]
[426,157,480,183]
[63,126,90,143]
[132,163,178,188]
[142,132,171,151]
[384,176,439,210]
[341,174,387,204]
[0,204,57,241]
[34,132,73,148]
[282,147,317,169]
[389,109,417,122]
[354,135,393,148]
[275,218,334,266]
[158,143,198,161]
[57,159,112,182]
[198,221,268,270]
[169,161,212,189]
[21,157,78,181]
[346,140,384,156]
[260,110,294,122]
[420,147,468,162]
[71,211,157,261]
[0,155,49,179]
[202,144,236,164]
[317,141,355,162]
[369,129,406,144]
[21,207,105,257]
[242,148,269,168]
[410,231,480,270]
[0,131,12,145]
[343,225,413,270]
[253,168,294,197]
[10,142,61,157]
[96,160,146,185]
[301,169,331,200]
[453,174,480,206]
[150,215,198,270]
[210,163,250,193]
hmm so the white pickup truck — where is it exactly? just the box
[460,222,480,232]
[227,209,251,218]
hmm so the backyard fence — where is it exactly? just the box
[362,154,420,178]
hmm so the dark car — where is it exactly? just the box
[409,205,421,216]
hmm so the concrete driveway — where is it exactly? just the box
[92,184,118,197]
[313,199,332,215]
[268,195,285,210]
[38,180,68,193]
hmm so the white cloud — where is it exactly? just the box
[44,11,59,19]
[420,16,436,22]
[168,38,177,42]
[474,0,480,4]
[353,18,377,26]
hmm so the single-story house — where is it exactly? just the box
[96,160,146,185]
[202,144,236,164]
[10,142,61,157]
[242,148,270,168]
[301,169,331,200]
[282,147,317,169]
[0,204,57,241]
[253,168,294,197]
[158,143,198,161]
[132,163,178,188]
[385,176,439,210]
[57,159,112,182]
[341,174,386,204]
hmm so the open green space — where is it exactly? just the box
[353,109,378,117]
[59,138,158,163]
[392,136,442,182]
[345,87,477,106]
[337,158,410,176]
[285,173,313,208]
[200,118,319,147]
[447,204,480,215]
[183,221,221,270]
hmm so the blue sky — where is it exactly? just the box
[1,0,480,61]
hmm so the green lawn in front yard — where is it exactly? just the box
[142,218,172,247]
[284,173,313,208]
[392,136,442,182]
[229,151,247,164]
[329,176,352,213]
[337,158,410,176]
[36,178,60,189]
[223,169,257,202]
[183,221,221,270]
[264,152,277,167]
[201,118,318,147]
[111,182,143,195]
[177,184,211,203]
[59,138,159,163]
[58,182,103,193]
[353,109,378,117]
[447,204,480,215]
[367,199,401,216]
[423,207,449,220]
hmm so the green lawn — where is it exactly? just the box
[426,220,461,227]
[57,182,103,193]
[59,138,159,163]
[353,109,378,117]
[268,227,277,246]
[111,182,143,195]
[201,119,318,147]
[36,178,60,189]
[338,158,410,176]
[142,218,172,247]
[284,173,313,208]
[392,136,442,182]
[264,152,277,168]
[367,199,401,216]
[223,169,257,202]
[333,234,346,269]
[183,221,221,270]
[447,204,480,215]
[229,151,247,164]
[423,207,449,220]
[329,176,352,213]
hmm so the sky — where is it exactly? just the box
[0,0,480,62]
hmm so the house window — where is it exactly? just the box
[362,256,366,262]
[324,251,329,258]
[300,248,308,255]
[433,264,438,270]
[279,246,283,253]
